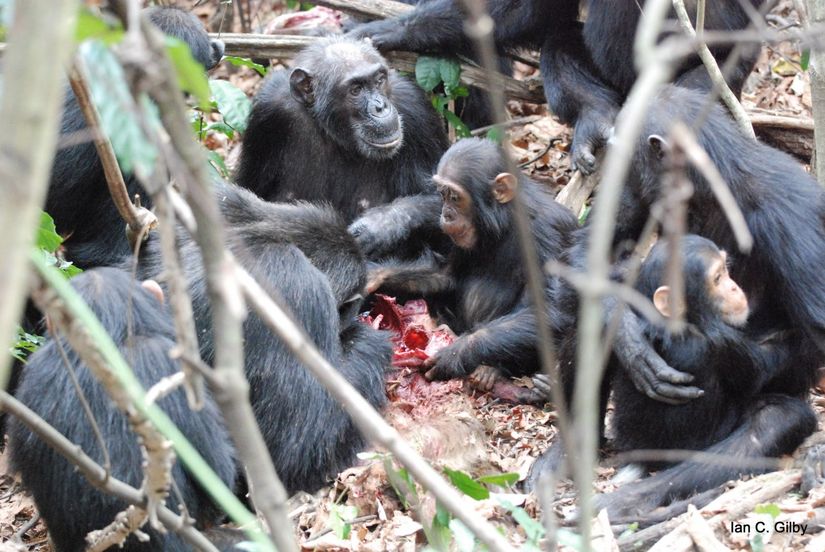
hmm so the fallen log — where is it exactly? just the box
[214,33,546,103]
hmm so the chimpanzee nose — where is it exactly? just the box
[369,97,389,117]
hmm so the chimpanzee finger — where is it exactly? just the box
[631,364,703,404]
[571,144,597,175]
[530,373,553,399]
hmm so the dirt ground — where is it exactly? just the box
[1,0,822,550]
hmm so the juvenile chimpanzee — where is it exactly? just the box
[47,6,224,269]
[235,36,449,259]
[599,235,817,523]
[136,180,391,494]
[350,0,765,173]
[529,85,825,512]
[368,138,577,384]
[8,267,239,551]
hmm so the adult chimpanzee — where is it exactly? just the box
[368,138,577,384]
[136,180,391,494]
[529,85,825,512]
[235,36,449,259]
[350,0,765,174]
[599,235,818,523]
[8,267,239,552]
[47,6,224,269]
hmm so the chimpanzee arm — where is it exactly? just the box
[368,256,455,296]
[540,22,623,174]
[565,216,703,404]
[348,0,552,54]
[425,306,538,380]
[349,193,442,259]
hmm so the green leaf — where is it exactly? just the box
[79,40,158,180]
[434,501,451,528]
[416,56,443,92]
[75,9,123,45]
[36,212,63,253]
[751,532,765,552]
[754,503,781,519]
[166,36,212,110]
[802,49,811,71]
[446,84,470,99]
[486,127,504,143]
[443,468,489,500]
[449,519,476,552]
[206,121,236,139]
[207,150,230,179]
[438,58,461,90]
[11,327,45,362]
[329,504,357,540]
[497,498,544,545]
[578,204,591,225]
[224,55,268,77]
[210,80,252,133]
[476,472,519,487]
[444,110,471,138]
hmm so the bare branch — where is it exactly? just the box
[672,0,755,138]
[68,58,158,249]
[215,34,545,103]
[0,0,76,390]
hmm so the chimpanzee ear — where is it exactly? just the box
[290,68,314,106]
[652,285,671,317]
[647,134,669,160]
[492,172,517,204]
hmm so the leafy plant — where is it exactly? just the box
[224,55,268,77]
[329,504,359,539]
[415,56,471,138]
[285,0,315,10]
[11,212,80,362]
[11,329,45,363]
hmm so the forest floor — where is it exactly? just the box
[1,0,822,550]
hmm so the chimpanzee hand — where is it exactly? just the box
[348,208,411,259]
[614,306,704,404]
[468,364,502,392]
[569,105,618,175]
[347,20,405,51]
[530,373,553,400]
[423,339,476,381]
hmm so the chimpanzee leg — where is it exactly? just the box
[594,394,816,525]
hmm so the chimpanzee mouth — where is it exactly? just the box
[363,132,403,149]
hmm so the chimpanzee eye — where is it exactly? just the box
[376,74,386,86]
[349,84,362,96]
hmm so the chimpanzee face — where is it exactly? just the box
[433,174,477,250]
[338,63,403,159]
[651,246,750,327]
[290,44,404,160]
[706,250,749,327]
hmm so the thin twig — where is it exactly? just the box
[68,58,158,247]
[672,0,755,138]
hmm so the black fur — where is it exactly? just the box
[373,138,577,379]
[8,267,237,552]
[47,7,223,269]
[598,236,817,523]
[351,0,764,173]
[235,36,449,259]
[530,86,825,519]
[136,181,391,494]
